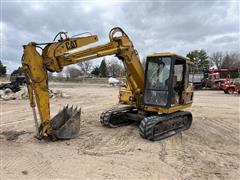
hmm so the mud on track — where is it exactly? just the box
[0,82,239,179]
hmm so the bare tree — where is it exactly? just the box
[78,62,93,75]
[222,52,240,69]
[107,60,125,77]
[57,71,64,78]
[48,72,53,79]
[66,67,81,80]
[210,52,224,68]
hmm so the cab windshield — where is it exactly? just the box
[144,57,171,106]
[145,57,171,91]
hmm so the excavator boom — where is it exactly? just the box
[22,27,193,141]
[22,27,144,139]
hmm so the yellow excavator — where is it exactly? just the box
[22,27,194,141]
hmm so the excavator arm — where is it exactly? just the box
[22,27,144,139]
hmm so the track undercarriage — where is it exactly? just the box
[100,106,192,141]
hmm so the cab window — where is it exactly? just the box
[144,57,171,106]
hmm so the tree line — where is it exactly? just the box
[186,50,240,73]
[65,58,126,80]
[1,50,239,78]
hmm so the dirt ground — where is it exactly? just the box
[0,82,239,180]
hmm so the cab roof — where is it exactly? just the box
[147,52,193,64]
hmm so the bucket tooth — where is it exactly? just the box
[50,105,81,140]
[74,107,78,113]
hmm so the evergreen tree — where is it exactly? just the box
[99,59,108,77]
[91,66,100,76]
[0,60,7,77]
[11,66,24,76]
[186,49,209,72]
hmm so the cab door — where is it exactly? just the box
[171,57,193,106]
[143,56,174,108]
[181,62,194,104]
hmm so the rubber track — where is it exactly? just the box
[139,111,192,141]
[100,106,134,128]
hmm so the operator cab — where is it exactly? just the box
[143,53,193,108]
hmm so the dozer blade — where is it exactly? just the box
[50,105,81,140]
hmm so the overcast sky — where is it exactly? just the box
[0,0,239,73]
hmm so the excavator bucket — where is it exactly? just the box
[50,105,81,140]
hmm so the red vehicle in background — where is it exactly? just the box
[202,68,240,89]
[234,82,240,94]
[222,78,240,94]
